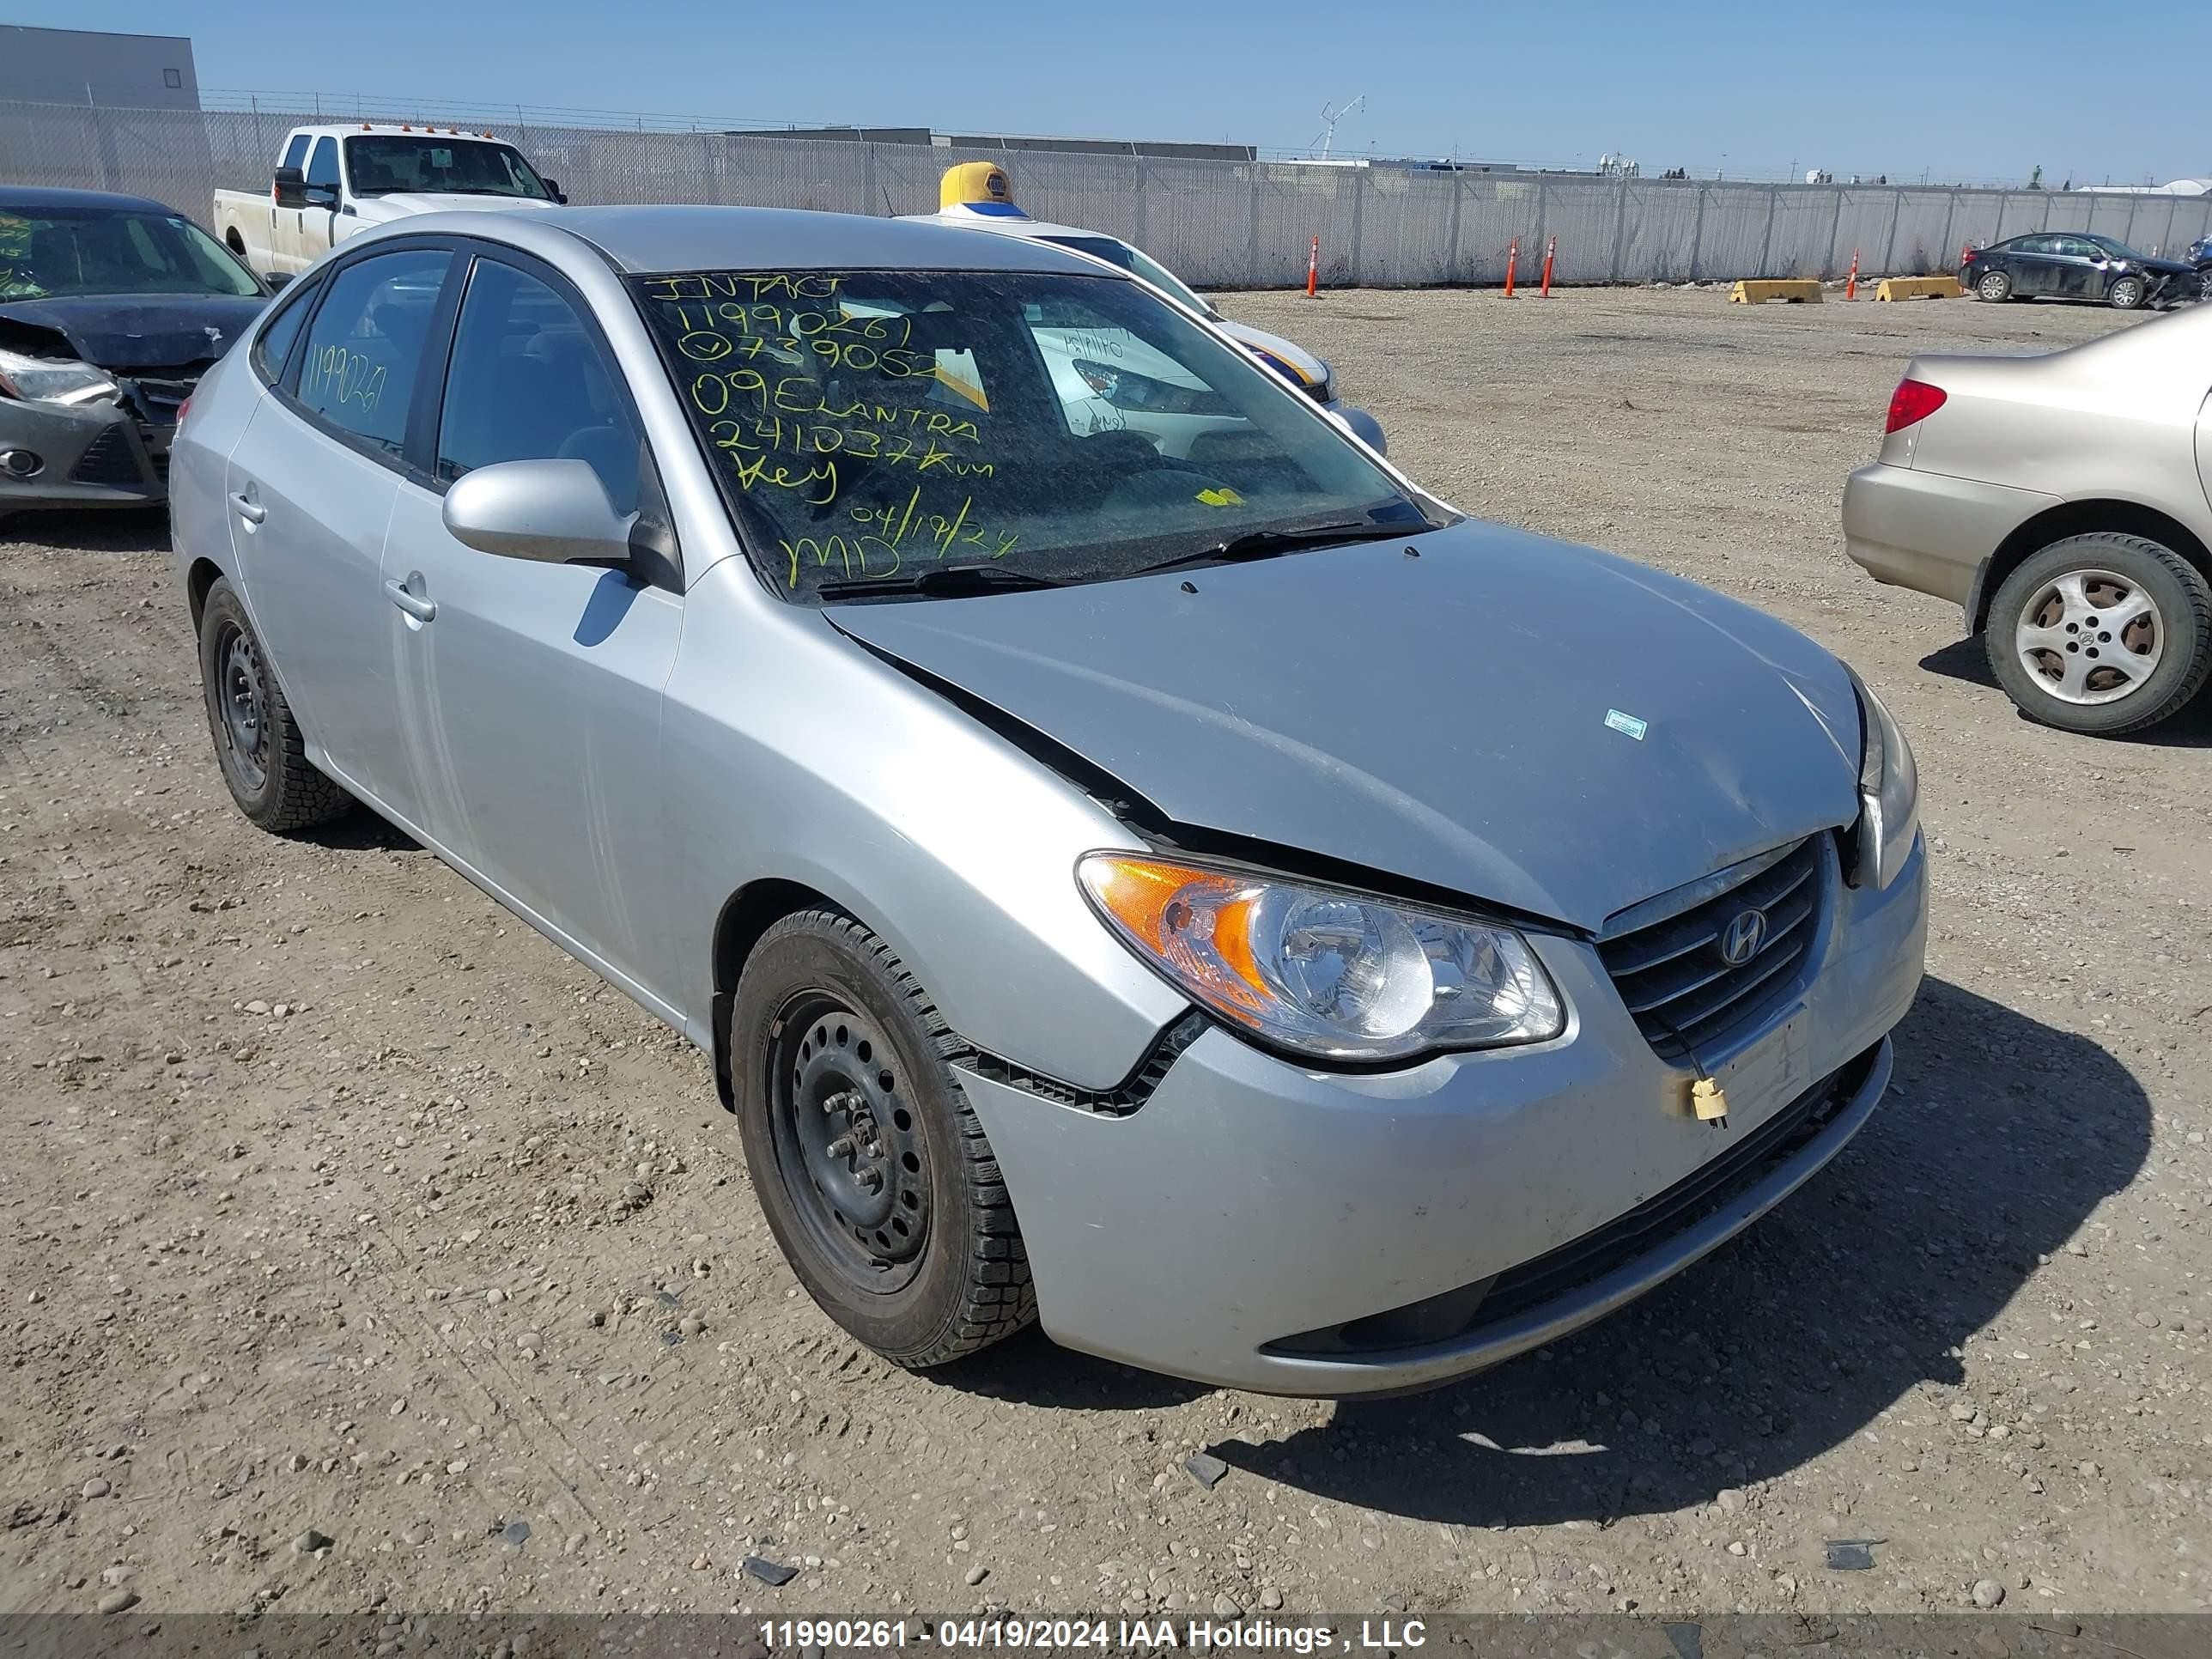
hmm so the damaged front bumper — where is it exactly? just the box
[0,392,173,514]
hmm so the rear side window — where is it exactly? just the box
[292,247,451,457]
[251,277,317,382]
[436,257,641,512]
[307,137,339,190]
[281,133,310,173]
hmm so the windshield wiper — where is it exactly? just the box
[1135,519,1413,576]
[816,562,1066,601]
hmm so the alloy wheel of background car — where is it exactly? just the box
[1977,270,2011,301]
[1986,535,2212,736]
[730,908,1035,1368]
[195,578,354,833]
[2199,268,2212,303]
[2106,275,2146,310]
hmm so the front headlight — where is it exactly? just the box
[1078,853,1564,1063]
[1846,668,1918,890]
[0,346,119,408]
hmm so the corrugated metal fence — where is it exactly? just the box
[6,97,2209,288]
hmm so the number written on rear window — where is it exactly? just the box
[291,248,450,457]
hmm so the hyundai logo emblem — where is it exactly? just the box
[1720,908,1768,967]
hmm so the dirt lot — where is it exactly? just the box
[3,286,2209,1622]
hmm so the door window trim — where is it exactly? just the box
[273,236,461,484]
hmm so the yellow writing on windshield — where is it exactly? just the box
[779,487,1020,588]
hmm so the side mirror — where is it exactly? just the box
[442,459,635,566]
[273,166,307,207]
[265,271,294,291]
[303,182,339,209]
[1325,404,1389,457]
[542,178,568,204]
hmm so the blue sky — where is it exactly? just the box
[11,1,2203,185]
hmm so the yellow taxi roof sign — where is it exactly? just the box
[939,161,1025,217]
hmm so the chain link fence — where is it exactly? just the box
[6,96,2208,288]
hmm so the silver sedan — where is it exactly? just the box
[170,207,1925,1395]
[1842,304,2212,736]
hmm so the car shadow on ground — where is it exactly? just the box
[0,507,170,555]
[302,806,422,854]
[1919,635,2212,748]
[1134,976,2148,1526]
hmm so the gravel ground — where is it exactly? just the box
[3,285,2209,1623]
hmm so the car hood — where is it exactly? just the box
[362,192,561,217]
[1217,319,1328,388]
[0,293,266,369]
[830,521,1864,932]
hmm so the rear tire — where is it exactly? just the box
[2106,274,2147,311]
[1985,534,2212,736]
[729,908,1035,1369]
[197,578,353,831]
[1976,269,2013,301]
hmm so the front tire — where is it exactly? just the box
[1985,534,2212,735]
[2106,274,2147,311]
[196,578,353,831]
[730,909,1035,1368]
[1976,269,2013,301]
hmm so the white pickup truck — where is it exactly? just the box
[212,123,567,283]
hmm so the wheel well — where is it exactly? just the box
[708,878,834,1111]
[1973,501,2212,632]
[185,557,226,632]
[225,228,246,254]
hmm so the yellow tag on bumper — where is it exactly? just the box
[1691,1077,1729,1121]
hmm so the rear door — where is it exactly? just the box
[2005,235,2059,296]
[380,247,684,1001]
[223,241,458,811]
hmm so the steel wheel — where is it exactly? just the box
[2013,568,2163,706]
[216,619,270,792]
[767,993,932,1293]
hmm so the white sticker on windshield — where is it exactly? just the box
[1604,708,1649,741]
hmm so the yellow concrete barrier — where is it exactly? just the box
[1729,279,1824,304]
[1875,276,1965,301]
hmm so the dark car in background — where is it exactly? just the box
[2191,232,2212,302]
[1,186,268,522]
[1960,232,2196,310]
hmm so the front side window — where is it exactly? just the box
[438,258,640,512]
[343,137,551,201]
[0,207,261,301]
[307,137,339,190]
[631,268,1431,601]
[292,247,452,456]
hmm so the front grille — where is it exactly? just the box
[1598,837,1824,1060]
[70,427,147,489]
[131,374,200,425]
[1264,1045,1876,1358]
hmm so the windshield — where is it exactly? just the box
[1039,234,1213,315]
[2084,234,2145,260]
[0,207,261,301]
[632,268,1431,602]
[343,137,552,199]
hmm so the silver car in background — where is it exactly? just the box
[170,206,1925,1395]
[1842,303,2212,736]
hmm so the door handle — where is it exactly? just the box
[384,578,436,623]
[229,491,266,525]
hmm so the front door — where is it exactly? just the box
[381,251,684,1007]
[223,243,456,810]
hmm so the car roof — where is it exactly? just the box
[542,204,1117,277]
[0,185,177,216]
